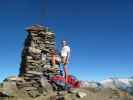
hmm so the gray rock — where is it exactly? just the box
[27,71,43,75]
[4,76,24,82]
[2,81,18,97]
[27,90,40,98]
[40,76,53,92]
[77,92,87,98]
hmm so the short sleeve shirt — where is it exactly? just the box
[61,45,70,57]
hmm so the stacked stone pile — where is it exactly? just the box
[20,24,58,75]
[17,25,61,97]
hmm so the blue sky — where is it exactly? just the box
[0,0,133,82]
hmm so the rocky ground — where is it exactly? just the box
[0,77,133,100]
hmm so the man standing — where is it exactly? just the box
[61,40,70,82]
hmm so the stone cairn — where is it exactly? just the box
[17,25,61,97]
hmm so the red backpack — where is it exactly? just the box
[50,75,80,91]
[67,75,80,88]
[50,75,71,90]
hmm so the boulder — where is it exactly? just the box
[77,91,87,98]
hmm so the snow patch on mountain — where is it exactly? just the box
[81,77,133,95]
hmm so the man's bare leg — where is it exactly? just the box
[62,57,68,82]
[64,64,68,82]
[51,54,56,68]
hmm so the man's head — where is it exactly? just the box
[62,40,67,46]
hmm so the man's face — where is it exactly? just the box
[62,41,66,46]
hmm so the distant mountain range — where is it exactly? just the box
[81,77,133,95]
